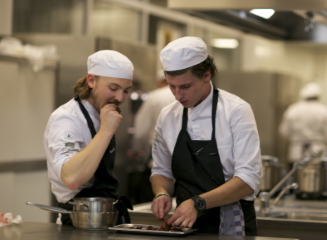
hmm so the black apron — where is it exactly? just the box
[59,97,132,225]
[171,87,257,235]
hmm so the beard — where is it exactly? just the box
[107,99,120,105]
[89,91,121,113]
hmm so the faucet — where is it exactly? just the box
[259,160,302,215]
[259,183,298,215]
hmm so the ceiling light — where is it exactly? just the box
[211,38,239,49]
[250,9,275,19]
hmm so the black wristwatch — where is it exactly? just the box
[191,195,206,212]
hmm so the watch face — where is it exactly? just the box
[193,196,206,211]
[197,200,205,210]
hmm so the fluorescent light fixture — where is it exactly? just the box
[212,38,239,49]
[250,9,275,19]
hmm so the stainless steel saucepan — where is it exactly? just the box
[296,158,327,193]
[260,155,285,191]
[68,197,117,212]
[26,202,118,230]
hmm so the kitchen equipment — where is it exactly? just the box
[260,155,285,192]
[322,158,327,192]
[296,158,326,193]
[108,224,197,236]
[68,197,117,212]
[26,202,118,230]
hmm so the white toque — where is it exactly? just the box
[87,50,134,80]
[160,36,208,71]
[300,82,321,99]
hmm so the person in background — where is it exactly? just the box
[44,50,134,225]
[128,69,175,204]
[132,69,175,167]
[279,82,327,169]
[150,36,262,236]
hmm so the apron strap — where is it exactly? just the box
[211,85,219,141]
[182,108,188,131]
[74,96,96,138]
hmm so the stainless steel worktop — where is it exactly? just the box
[130,197,327,240]
[0,222,298,240]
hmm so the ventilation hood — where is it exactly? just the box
[166,0,327,42]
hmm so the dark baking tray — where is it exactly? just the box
[108,224,197,236]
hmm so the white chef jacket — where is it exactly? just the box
[279,100,327,162]
[151,83,262,200]
[133,86,176,158]
[44,98,100,203]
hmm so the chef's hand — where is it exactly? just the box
[0,212,8,224]
[151,195,172,220]
[167,199,197,228]
[99,104,122,134]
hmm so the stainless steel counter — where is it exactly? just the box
[0,222,298,240]
[255,197,327,240]
[130,198,327,240]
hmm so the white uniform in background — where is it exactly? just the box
[133,86,175,156]
[129,72,175,204]
[279,82,327,162]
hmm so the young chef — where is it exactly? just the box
[150,36,262,236]
[44,50,134,225]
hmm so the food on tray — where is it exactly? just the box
[122,224,183,232]
[158,221,171,231]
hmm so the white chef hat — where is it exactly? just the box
[87,50,134,80]
[160,36,208,71]
[300,82,321,99]
[156,69,166,81]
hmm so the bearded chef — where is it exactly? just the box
[150,36,262,236]
[44,50,134,225]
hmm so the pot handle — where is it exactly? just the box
[26,202,71,214]
[68,202,89,208]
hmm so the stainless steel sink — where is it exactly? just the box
[274,212,327,221]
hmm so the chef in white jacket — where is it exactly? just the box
[279,82,327,168]
[44,50,134,225]
[150,36,262,236]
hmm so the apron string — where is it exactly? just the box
[74,96,96,138]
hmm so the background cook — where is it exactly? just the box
[279,82,327,170]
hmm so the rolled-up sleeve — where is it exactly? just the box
[46,114,83,182]
[230,103,262,198]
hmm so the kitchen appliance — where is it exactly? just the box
[295,158,327,200]
[260,155,285,192]
[26,199,118,230]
